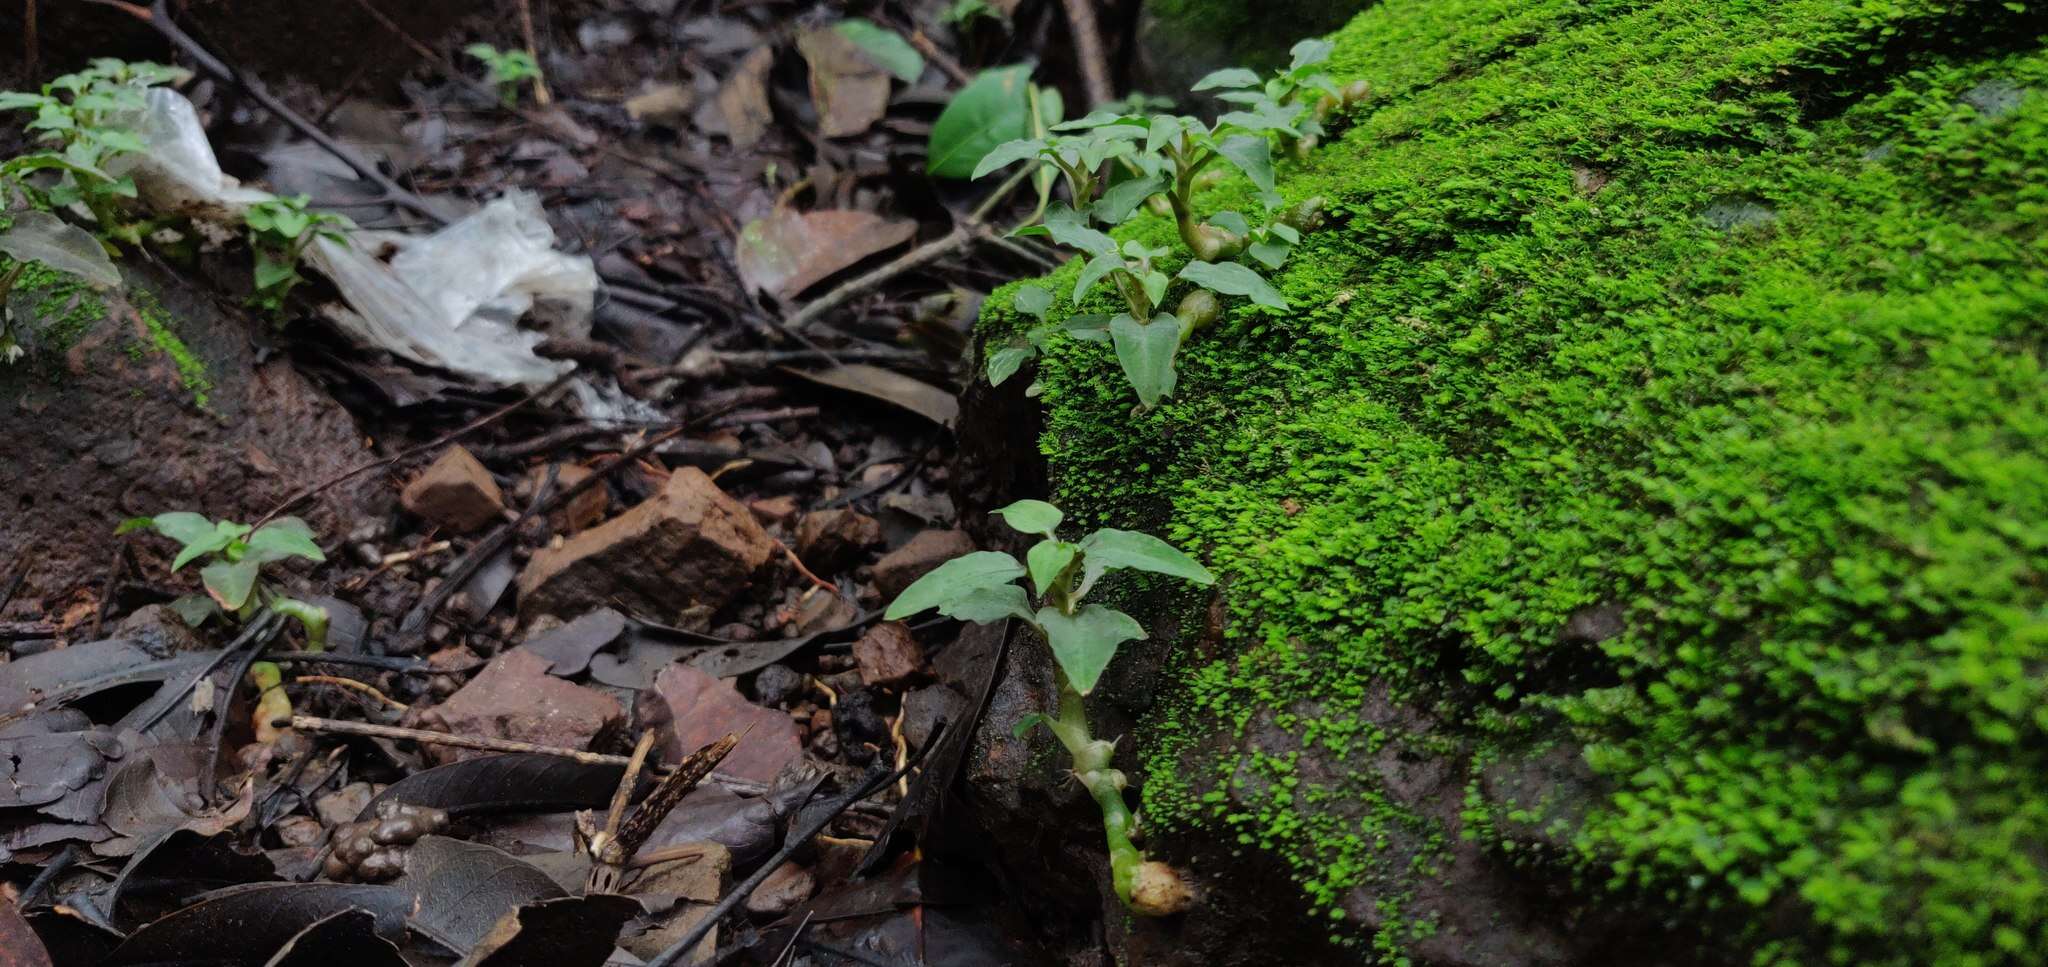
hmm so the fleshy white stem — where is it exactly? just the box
[1049,671,1145,904]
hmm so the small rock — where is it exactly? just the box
[651,664,803,783]
[872,529,976,600]
[743,862,815,916]
[400,446,505,534]
[851,621,925,688]
[899,684,960,750]
[537,463,609,534]
[429,649,624,763]
[274,815,325,848]
[794,509,881,574]
[834,688,889,763]
[747,495,799,526]
[752,664,804,707]
[315,782,377,827]
[113,603,208,654]
[517,467,776,620]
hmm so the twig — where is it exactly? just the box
[287,714,802,802]
[515,0,552,105]
[138,610,284,732]
[270,652,479,675]
[294,675,408,710]
[255,375,566,528]
[22,0,37,85]
[0,621,60,641]
[781,547,836,594]
[907,30,970,86]
[783,165,1034,333]
[17,844,75,907]
[708,406,819,429]
[202,618,285,801]
[642,741,936,967]
[89,543,125,639]
[1059,0,1114,108]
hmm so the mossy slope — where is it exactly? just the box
[982,1,2048,962]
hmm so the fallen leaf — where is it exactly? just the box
[712,47,775,149]
[262,909,406,967]
[362,754,626,819]
[0,728,121,810]
[797,28,891,138]
[518,608,629,677]
[735,209,915,301]
[651,665,803,784]
[788,364,959,426]
[101,829,280,929]
[401,836,564,953]
[624,84,696,123]
[0,898,53,967]
[457,894,640,967]
[97,744,255,857]
[102,883,410,967]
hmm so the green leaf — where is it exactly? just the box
[1191,67,1261,92]
[0,210,121,289]
[1178,260,1287,309]
[884,551,1026,619]
[971,137,1048,179]
[995,499,1063,536]
[115,516,156,536]
[201,557,262,611]
[1140,270,1169,309]
[1213,134,1274,192]
[938,584,1034,623]
[0,92,51,111]
[1248,237,1291,269]
[1012,283,1054,319]
[1042,205,1117,258]
[928,65,1033,179]
[246,517,325,564]
[1035,604,1144,694]
[1060,314,1112,343]
[150,511,220,551]
[1011,713,1051,739]
[1052,110,1140,131]
[1218,100,1305,136]
[169,594,220,627]
[1091,174,1165,225]
[1077,528,1216,597]
[987,344,1036,386]
[1110,313,1181,408]
[834,18,925,82]
[1074,251,1124,302]
[1026,539,1079,596]
[1145,115,1185,155]
[1289,39,1335,73]
[253,255,298,290]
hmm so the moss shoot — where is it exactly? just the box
[981,0,2048,962]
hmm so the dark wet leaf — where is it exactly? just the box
[362,755,625,819]
[736,210,916,301]
[102,883,410,966]
[23,910,116,967]
[103,830,280,928]
[261,909,405,967]
[0,898,53,967]
[401,836,564,953]
[519,608,628,677]
[456,894,639,967]
[928,65,1031,178]
[98,744,254,857]
[0,637,210,713]
[688,609,871,679]
[788,364,959,426]
[0,728,121,809]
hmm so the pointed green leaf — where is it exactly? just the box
[1213,134,1274,192]
[1191,67,1261,92]
[1248,237,1291,269]
[1026,539,1079,597]
[1145,115,1184,155]
[1178,260,1287,309]
[146,512,215,545]
[1110,313,1182,408]
[1141,270,1169,309]
[246,517,325,564]
[169,594,220,627]
[995,499,1063,536]
[1042,205,1117,258]
[115,517,156,536]
[1035,605,1144,694]
[1076,528,1216,597]
[1289,39,1335,72]
[201,557,261,611]
[1061,314,1112,343]
[1011,712,1051,739]
[971,137,1049,179]
[1091,174,1165,226]
[834,18,925,82]
[1012,283,1054,319]
[987,344,1036,386]
[938,584,1034,623]
[884,551,1025,619]
[1074,251,1124,302]
[928,64,1033,179]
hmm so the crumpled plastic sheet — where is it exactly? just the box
[109,88,595,389]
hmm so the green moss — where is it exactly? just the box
[133,289,212,408]
[984,0,2048,962]
[2,258,212,407]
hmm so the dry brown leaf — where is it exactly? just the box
[713,47,775,149]
[787,364,959,426]
[796,28,891,138]
[735,210,915,301]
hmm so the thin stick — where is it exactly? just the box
[1059,0,1114,108]
[515,0,552,105]
[255,375,566,527]
[287,714,791,800]
[23,0,37,84]
[294,675,409,710]
[642,742,935,967]
[781,545,836,594]
[907,30,970,86]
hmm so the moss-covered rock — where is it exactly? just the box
[979,1,2048,962]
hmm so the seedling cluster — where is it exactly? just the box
[884,500,1215,914]
[466,44,545,106]
[975,41,1366,407]
[243,195,351,316]
[0,59,183,246]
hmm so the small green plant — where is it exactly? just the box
[940,0,1003,26]
[466,43,543,106]
[884,500,1215,914]
[116,513,330,646]
[0,59,184,246]
[242,195,350,315]
[974,40,1365,408]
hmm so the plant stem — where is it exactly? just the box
[1048,670,1145,904]
[269,597,328,652]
